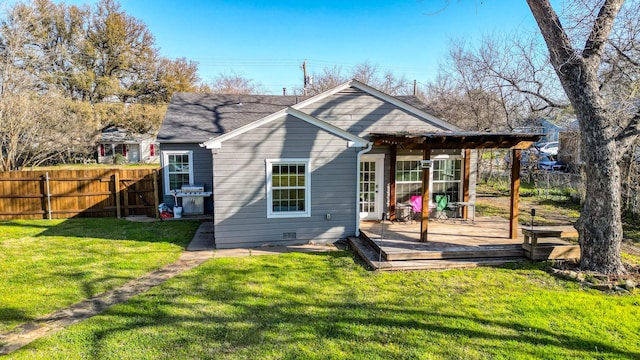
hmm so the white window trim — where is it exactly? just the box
[431,157,463,203]
[395,155,463,206]
[266,158,311,219]
[162,150,194,195]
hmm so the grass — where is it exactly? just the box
[0,218,200,333]
[6,252,640,359]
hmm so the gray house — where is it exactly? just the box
[157,80,476,248]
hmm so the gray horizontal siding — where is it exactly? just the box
[159,143,213,213]
[213,114,359,248]
[300,89,447,137]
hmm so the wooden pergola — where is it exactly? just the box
[369,132,543,242]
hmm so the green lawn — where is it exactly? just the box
[7,252,640,359]
[0,218,200,333]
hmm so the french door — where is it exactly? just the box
[359,154,384,220]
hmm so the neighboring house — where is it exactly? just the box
[157,80,479,248]
[98,127,159,164]
[515,118,563,144]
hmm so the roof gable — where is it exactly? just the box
[294,80,462,132]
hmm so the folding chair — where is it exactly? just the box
[435,194,449,220]
[410,195,422,222]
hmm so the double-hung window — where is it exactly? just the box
[266,159,310,218]
[395,159,423,204]
[395,156,463,205]
[431,158,462,203]
[162,151,193,194]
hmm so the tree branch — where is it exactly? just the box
[526,0,576,69]
[615,111,640,154]
[582,0,625,65]
[608,41,640,67]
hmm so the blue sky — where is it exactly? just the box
[65,1,542,94]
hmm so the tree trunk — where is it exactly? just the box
[526,0,627,275]
[559,65,625,275]
[574,104,625,274]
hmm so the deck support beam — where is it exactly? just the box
[389,146,397,221]
[420,147,431,242]
[509,149,521,239]
[463,149,471,219]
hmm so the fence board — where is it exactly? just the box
[0,168,160,219]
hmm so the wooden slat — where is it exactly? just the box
[0,168,159,219]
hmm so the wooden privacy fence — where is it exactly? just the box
[0,169,161,220]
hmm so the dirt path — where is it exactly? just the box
[0,251,213,356]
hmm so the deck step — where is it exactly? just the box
[523,243,580,260]
[360,232,524,261]
[348,237,524,271]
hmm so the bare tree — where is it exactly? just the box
[205,71,265,94]
[306,65,348,95]
[425,39,538,131]
[307,61,412,95]
[527,0,640,274]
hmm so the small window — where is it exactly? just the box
[115,144,127,157]
[266,159,310,218]
[162,151,193,194]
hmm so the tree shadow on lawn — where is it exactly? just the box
[0,271,138,334]
[76,288,638,359]
[31,253,637,359]
[29,218,200,248]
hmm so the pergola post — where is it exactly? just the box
[509,149,521,239]
[463,149,471,219]
[389,145,397,221]
[420,147,431,242]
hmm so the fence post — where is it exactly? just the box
[45,172,52,220]
[152,170,160,218]
[123,178,129,217]
[114,172,121,218]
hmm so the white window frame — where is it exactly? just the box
[266,158,311,219]
[431,155,463,204]
[395,156,423,205]
[395,154,463,206]
[162,150,194,195]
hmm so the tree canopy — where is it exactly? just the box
[0,0,202,170]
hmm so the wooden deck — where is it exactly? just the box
[349,217,580,271]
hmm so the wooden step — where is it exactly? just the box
[360,232,524,261]
[523,243,580,260]
[348,237,524,271]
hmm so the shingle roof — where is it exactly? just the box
[157,93,310,143]
[100,127,154,143]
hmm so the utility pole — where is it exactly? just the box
[413,79,417,96]
[302,60,308,96]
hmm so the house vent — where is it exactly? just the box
[283,232,297,240]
